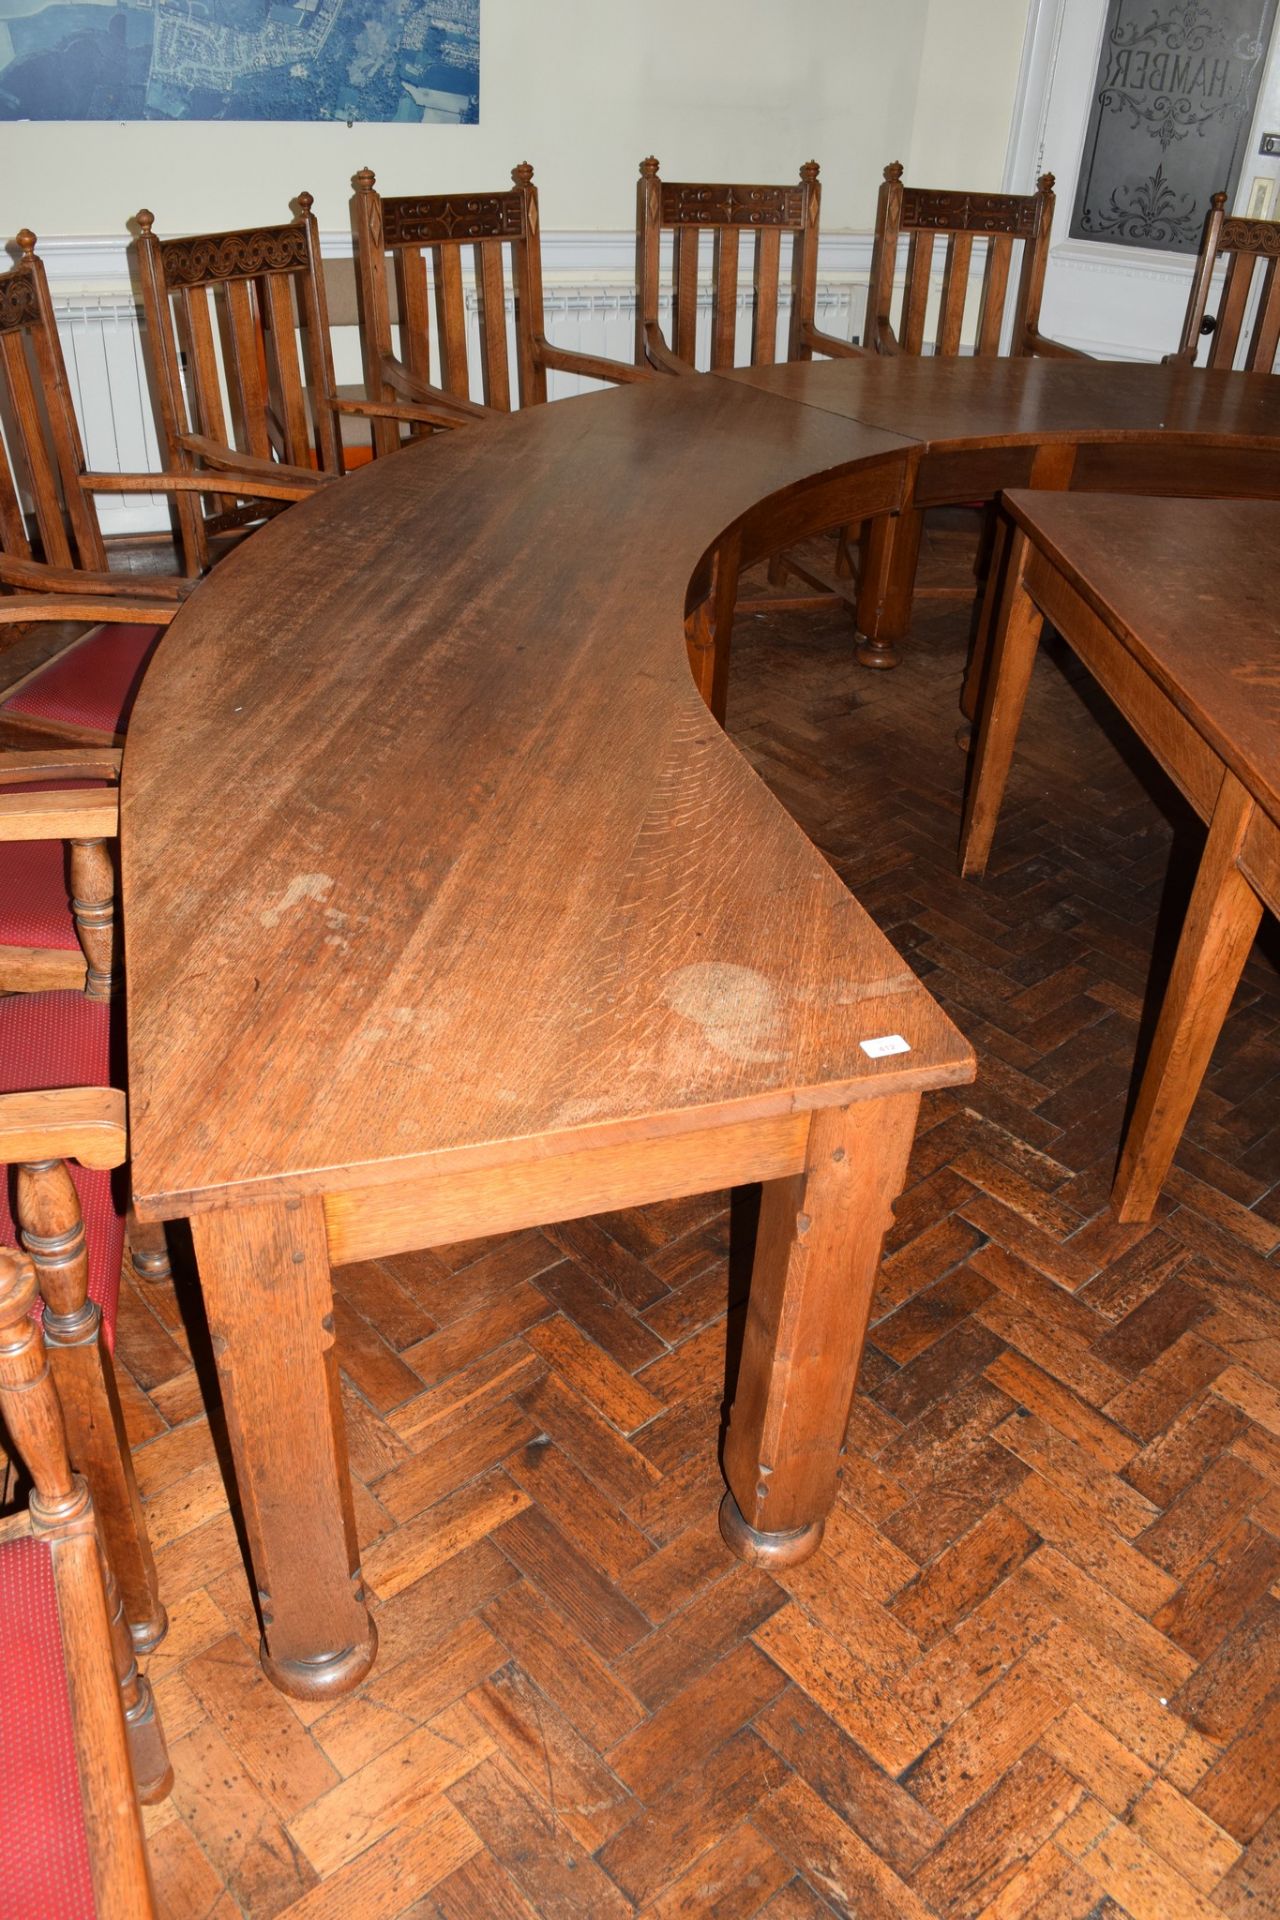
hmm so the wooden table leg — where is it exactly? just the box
[720,1092,920,1567]
[960,510,1010,728]
[855,503,922,670]
[1113,772,1262,1223]
[189,1196,377,1700]
[958,528,1043,879]
[684,534,739,727]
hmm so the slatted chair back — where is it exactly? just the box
[0,232,108,576]
[352,165,548,446]
[1173,194,1280,372]
[135,198,341,571]
[635,158,824,371]
[866,162,1057,357]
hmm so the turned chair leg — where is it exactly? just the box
[17,1159,167,1653]
[68,836,120,1004]
[101,1542,173,1802]
[0,1245,172,1809]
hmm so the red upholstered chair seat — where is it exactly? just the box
[0,837,78,952]
[0,778,112,955]
[0,993,122,1342]
[0,1534,97,1919]
[2,625,161,736]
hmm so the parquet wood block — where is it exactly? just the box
[8,518,1280,1916]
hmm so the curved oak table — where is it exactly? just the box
[725,356,1280,668]
[121,357,1280,1699]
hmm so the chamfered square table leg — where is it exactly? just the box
[1112,770,1263,1223]
[959,528,1043,879]
[189,1196,378,1699]
[720,1091,921,1567]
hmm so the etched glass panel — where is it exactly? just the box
[1071,1,1278,251]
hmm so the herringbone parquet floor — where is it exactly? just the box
[18,515,1280,1917]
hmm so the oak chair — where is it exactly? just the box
[866,162,1078,359]
[0,751,168,1653]
[635,156,861,373]
[0,1244,166,1920]
[134,197,341,573]
[1168,192,1280,372]
[857,163,1084,675]
[349,163,647,457]
[636,156,869,704]
[0,230,319,742]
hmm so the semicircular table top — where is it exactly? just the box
[120,355,1280,1223]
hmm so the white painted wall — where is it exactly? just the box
[5,0,1030,244]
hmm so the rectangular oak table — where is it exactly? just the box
[959,492,1280,1221]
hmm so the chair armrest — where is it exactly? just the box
[0,1087,127,1170]
[0,556,188,602]
[534,340,652,385]
[642,321,697,377]
[0,786,118,840]
[872,318,902,356]
[379,356,495,422]
[335,397,476,433]
[0,787,118,841]
[798,324,869,360]
[0,596,174,627]
[0,748,121,788]
[1026,329,1094,361]
[1162,346,1197,367]
[82,462,328,502]
[174,437,332,491]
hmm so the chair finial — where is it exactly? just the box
[1036,171,1055,195]
[800,160,820,183]
[1211,189,1228,210]
[16,228,36,257]
[639,156,660,178]
[298,191,314,216]
[884,161,904,183]
[512,161,534,186]
[354,167,376,191]
[137,209,155,233]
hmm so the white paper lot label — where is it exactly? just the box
[860,1034,911,1059]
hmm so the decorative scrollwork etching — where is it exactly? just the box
[900,189,1039,237]
[160,226,309,289]
[1078,162,1203,245]
[661,184,804,228]
[1071,0,1274,254]
[382,193,523,247]
[0,270,38,334]
[1098,3,1266,149]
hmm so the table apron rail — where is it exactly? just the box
[1026,559,1226,826]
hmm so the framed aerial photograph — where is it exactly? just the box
[0,0,479,121]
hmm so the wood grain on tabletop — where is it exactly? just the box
[121,372,973,1221]
[722,355,1280,450]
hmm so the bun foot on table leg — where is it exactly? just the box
[855,636,899,670]
[260,1616,379,1702]
[719,1491,824,1569]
